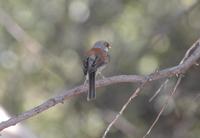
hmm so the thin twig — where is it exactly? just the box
[103,110,140,137]
[149,79,169,102]
[102,79,148,138]
[143,76,182,138]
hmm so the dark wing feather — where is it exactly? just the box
[83,57,89,75]
[83,49,110,75]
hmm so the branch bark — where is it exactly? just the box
[0,38,200,132]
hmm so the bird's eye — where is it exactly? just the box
[104,42,111,48]
[104,42,108,46]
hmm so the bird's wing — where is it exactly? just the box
[84,48,109,74]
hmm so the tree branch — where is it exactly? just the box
[0,38,200,132]
[102,38,200,138]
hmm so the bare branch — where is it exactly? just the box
[143,76,182,138]
[102,38,200,137]
[102,79,148,138]
[143,38,200,137]
[103,110,140,137]
[0,39,200,132]
[149,79,169,102]
[149,37,200,102]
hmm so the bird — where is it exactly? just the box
[83,40,111,101]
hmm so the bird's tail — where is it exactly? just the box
[87,71,96,101]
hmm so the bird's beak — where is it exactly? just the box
[108,44,112,49]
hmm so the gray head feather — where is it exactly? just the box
[93,41,110,52]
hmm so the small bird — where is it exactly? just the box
[83,41,111,101]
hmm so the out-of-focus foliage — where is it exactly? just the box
[0,0,200,138]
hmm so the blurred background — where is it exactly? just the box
[0,0,200,138]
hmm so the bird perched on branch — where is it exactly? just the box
[83,41,111,101]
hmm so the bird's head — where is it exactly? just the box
[93,41,111,52]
